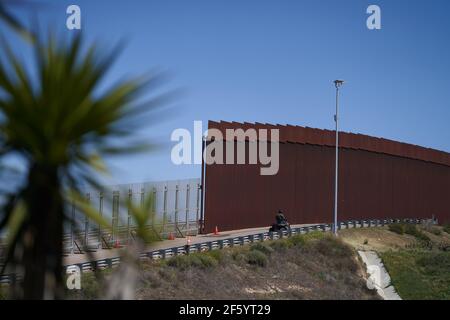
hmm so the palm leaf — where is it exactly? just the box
[0,30,175,298]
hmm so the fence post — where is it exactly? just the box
[98,191,103,248]
[127,188,132,244]
[185,183,190,236]
[151,187,156,228]
[71,200,75,254]
[140,187,145,208]
[163,185,168,234]
[85,193,90,247]
[196,183,201,234]
[174,184,179,236]
[112,191,120,242]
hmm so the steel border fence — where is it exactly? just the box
[62,178,202,254]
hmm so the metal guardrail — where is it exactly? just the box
[0,217,425,284]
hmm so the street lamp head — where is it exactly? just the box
[334,79,345,88]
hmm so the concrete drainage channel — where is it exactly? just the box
[358,251,402,300]
[0,218,424,285]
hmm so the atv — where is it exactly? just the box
[269,211,291,232]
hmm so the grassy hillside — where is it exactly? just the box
[66,232,379,300]
[340,224,450,300]
[380,250,450,300]
[5,224,447,300]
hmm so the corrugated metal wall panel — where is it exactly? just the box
[203,121,450,233]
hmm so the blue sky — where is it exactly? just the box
[5,0,450,184]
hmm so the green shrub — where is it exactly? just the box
[231,247,247,262]
[205,249,224,263]
[158,268,177,281]
[167,255,191,270]
[381,250,450,299]
[0,286,8,300]
[251,242,274,255]
[301,231,327,242]
[430,227,442,236]
[268,239,291,251]
[166,251,221,270]
[187,254,205,268]
[287,234,307,247]
[404,224,417,234]
[388,223,405,235]
[404,224,431,242]
[246,250,268,267]
[79,273,101,299]
[232,252,247,262]
[314,236,353,258]
[443,224,450,235]
[416,233,431,242]
[196,254,219,268]
[416,252,450,276]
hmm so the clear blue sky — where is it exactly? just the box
[5,0,450,184]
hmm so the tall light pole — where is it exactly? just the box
[333,79,345,236]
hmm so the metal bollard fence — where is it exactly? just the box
[63,179,202,254]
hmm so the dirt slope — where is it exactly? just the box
[67,233,379,300]
[136,235,378,300]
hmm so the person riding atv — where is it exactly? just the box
[269,210,291,232]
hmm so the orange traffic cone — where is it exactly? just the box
[168,232,175,240]
[214,226,219,235]
[114,240,121,248]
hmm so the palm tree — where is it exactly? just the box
[0,0,36,42]
[0,32,171,299]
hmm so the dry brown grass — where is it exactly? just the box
[339,225,450,252]
[132,235,379,300]
[66,233,380,300]
[339,226,417,252]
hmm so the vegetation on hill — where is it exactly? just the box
[380,250,450,300]
[340,224,450,300]
[4,224,448,300]
[62,232,378,300]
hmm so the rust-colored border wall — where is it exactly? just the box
[203,121,450,233]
